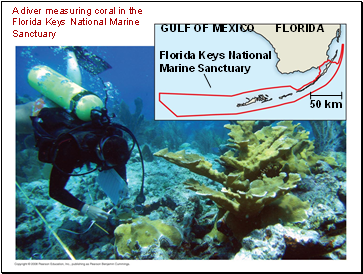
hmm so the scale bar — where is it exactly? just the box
[310,91,343,99]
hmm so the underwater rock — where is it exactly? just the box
[114,216,183,259]
[234,223,344,260]
[283,229,345,259]
[314,160,335,173]
[289,198,346,259]
[177,233,237,259]
[126,156,207,228]
[298,173,346,214]
[191,242,209,256]
[141,195,178,216]
[16,218,45,247]
[57,220,84,250]
[234,224,287,260]
[303,203,346,232]
[288,172,346,254]
[100,243,115,259]
[88,242,114,260]
[16,195,28,219]
[188,202,215,239]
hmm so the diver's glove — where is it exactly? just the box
[81,204,109,222]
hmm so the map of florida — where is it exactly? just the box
[253,24,340,74]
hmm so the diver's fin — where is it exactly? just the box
[65,46,112,75]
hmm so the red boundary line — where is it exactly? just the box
[159,44,344,118]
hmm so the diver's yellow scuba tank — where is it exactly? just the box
[28,65,104,121]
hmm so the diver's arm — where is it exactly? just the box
[49,166,85,211]
[49,166,109,221]
[48,138,85,211]
[48,136,109,221]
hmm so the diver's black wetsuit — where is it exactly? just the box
[49,135,126,211]
[33,107,127,211]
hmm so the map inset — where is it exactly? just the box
[155,24,346,120]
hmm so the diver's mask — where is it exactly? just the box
[96,135,130,170]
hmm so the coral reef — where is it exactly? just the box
[183,173,309,241]
[154,148,227,183]
[141,144,154,162]
[184,172,306,223]
[220,121,337,180]
[193,127,225,154]
[114,216,182,259]
[16,148,52,183]
[162,121,188,150]
[154,121,338,241]
[15,118,346,261]
[15,141,346,260]
[114,98,144,134]
[310,121,346,154]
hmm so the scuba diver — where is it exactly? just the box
[17,47,145,222]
